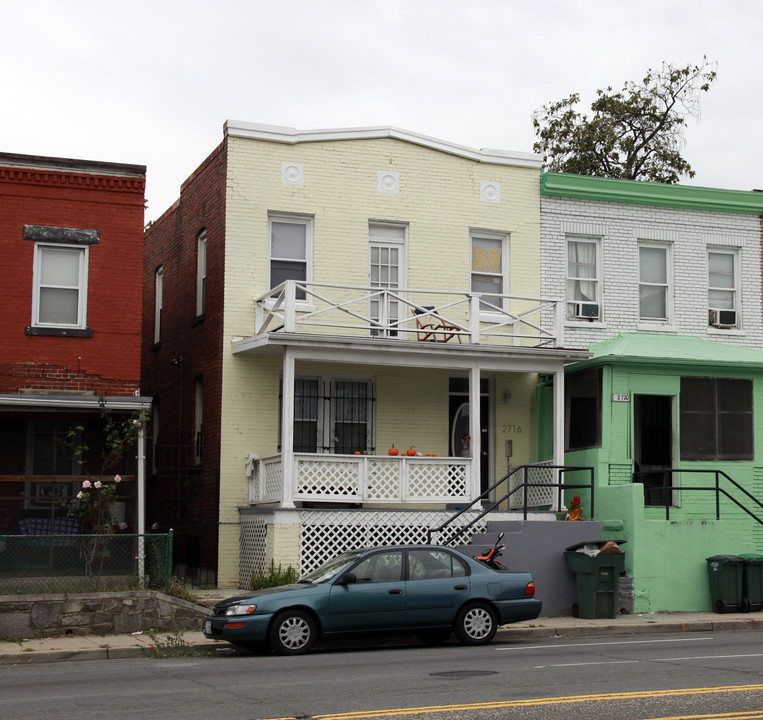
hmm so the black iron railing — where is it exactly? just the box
[637,468,763,524]
[427,464,595,546]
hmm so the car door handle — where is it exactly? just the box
[453,584,467,590]
[388,588,403,594]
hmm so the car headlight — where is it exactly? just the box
[225,604,257,616]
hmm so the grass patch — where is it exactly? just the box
[250,560,298,590]
[145,618,209,659]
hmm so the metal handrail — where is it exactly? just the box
[637,468,763,524]
[427,464,595,546]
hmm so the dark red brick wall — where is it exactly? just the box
[0,164,146,395]
[142,141,227,579]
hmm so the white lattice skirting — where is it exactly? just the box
[239,509,487,586]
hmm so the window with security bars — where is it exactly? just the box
[282,377,374,454]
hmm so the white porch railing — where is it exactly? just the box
[254,281,564,347]
[249,453,473,506]
[507,460,556,509]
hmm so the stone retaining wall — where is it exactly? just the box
[0,591,207,639]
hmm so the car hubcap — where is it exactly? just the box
[279,617,310,649]
[464,608,492,639]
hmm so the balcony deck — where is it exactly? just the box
[246,281,567,348]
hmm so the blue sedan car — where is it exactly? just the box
[202,545,541,654]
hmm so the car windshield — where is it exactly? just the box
[299,550,366,584]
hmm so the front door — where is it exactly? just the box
[449,377,491,495]
[633,394,675,506]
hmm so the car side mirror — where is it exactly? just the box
[339,572,357,585]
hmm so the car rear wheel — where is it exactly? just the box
[269,610,317,655]
[453,603,497,645]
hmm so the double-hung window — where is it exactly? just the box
[154,266,163,344]
[566,237,599,320]
[470,231,507,310]
[196,230,207,317]
[269,214,311,300]
[639,243,670,322]
[25,225,98,337]
[708,249,738,328]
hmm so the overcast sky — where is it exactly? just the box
[3,0,761,222]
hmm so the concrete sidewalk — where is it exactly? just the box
[2,608,761,665]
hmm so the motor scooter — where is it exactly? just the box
[475,531,508,570]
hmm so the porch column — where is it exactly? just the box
[469,365,481,502]
[553,367,565,511]
[281,349,296,509]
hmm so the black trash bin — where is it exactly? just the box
[705,555,744,613]
[564,540,626,619]
[739,554,763,613]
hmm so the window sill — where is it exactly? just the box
[565,320,606,329]
[25,326,93,338]
[637,322,677,333]
[707,326,746,337]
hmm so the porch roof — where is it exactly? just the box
[571,333,763,371]
[0,394,153,412]
[231,332,590,372]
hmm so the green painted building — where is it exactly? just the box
[541,333,763,612]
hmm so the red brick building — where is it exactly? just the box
[0,153,151,536]
[141,143,226,586]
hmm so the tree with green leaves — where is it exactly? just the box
[532,58,717,183]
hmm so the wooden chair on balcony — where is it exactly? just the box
[412,307,462,343]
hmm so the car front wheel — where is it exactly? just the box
[269,610,317,655]
[453,603,497,645]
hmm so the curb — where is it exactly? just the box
[2,618,761,665]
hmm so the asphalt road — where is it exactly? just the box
[3,630,763,720]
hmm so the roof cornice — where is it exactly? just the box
[224,121,541,169]
[541,172,763,215]
[0,152,145,178]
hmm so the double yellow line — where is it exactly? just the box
[262,684,763,720]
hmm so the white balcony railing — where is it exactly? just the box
[249,453,473,506]
[254,281,565,347]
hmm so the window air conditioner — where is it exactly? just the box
[575,302,599,320]
[709,309,737,328]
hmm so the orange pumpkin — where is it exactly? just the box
[406,447,416,456]
[388,446,399,456]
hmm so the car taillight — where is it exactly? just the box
[524,582,535,596]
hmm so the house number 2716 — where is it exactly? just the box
[502,424,522,433]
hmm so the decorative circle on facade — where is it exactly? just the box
[377,171,400,194]
[480,180,501,203]
[281,162,304,186]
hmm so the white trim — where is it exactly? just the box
[224,121,541,168]
[707,246,740,327]
[268,213,313,292]
[196,230,207,316]
[31,242,89,328]
[638,241,673,324]
[0,394,152,411]
[470,229,509,312]
[154,265,163,344]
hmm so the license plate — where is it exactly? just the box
[204,620,212,635]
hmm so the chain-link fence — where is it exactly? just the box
[0,532,173,595]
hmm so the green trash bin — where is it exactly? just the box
[739,554,763,613]
[705,555,744,613]
[564,540,626,619]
